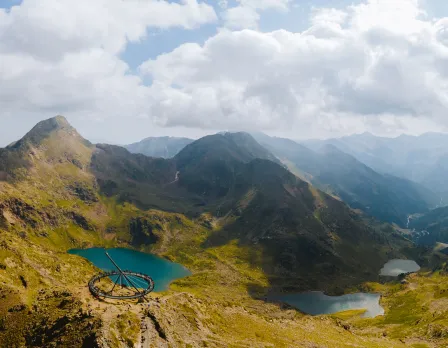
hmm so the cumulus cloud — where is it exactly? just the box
[1,0,448,145]
[139,0,448,138]
[222,0,290,30]
[0,0,217,59]
[0,0,217,144]
[222,6,260,30]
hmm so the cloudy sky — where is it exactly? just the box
[1,0,448,146]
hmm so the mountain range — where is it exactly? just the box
[127,131,439,227]
[303,132,448,203]
[124,136,193,158]
[408,206,448,246]
[94,128,406,291]
[252,132,438,227]
[0,116,447,347]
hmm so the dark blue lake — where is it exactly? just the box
[270,292,384,318]
[68,248,191,292]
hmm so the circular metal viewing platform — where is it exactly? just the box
[88,252,155,300]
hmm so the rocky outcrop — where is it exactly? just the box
[65,211,94,231]
[68,182,98,203]
[24,291,102,347]
[129,217,160,246]
[0,198,58,230]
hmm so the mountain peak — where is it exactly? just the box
[30,115,75,136]
[50,114,70,126]
[9,115,85,150]
[0,116,93,180]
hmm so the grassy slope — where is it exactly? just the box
[2,167,448,347]
[0,161,407,347]
[339,268,448,348]
[0,118,446,347]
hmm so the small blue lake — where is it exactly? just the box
[270,292,384,318]
[68,248,191,292]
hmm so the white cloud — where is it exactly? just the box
[222,0,290,30]
[311,8,347,26]
[138,0,448,139]
[0,0,217,59]
[223,6,260,30]
[2,0,448,145]
[0,0,217,145]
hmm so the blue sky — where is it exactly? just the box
[99,1,448,71]
[2,0,448,145]
[0,0,362,70]
[2,0,448,71]
[119,0,346,70]
[118,1,364,70]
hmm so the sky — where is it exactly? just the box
[2,0,448,145]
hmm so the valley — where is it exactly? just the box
[0,116,447,347]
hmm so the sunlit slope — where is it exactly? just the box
[0,116,442,347]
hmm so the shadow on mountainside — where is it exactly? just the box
[88,142,412,297]
[201,161,412,297]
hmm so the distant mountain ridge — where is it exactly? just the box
[303,132,448,202]
[123,131,438,227]
[252,132,438,227]
[125,136,193,158]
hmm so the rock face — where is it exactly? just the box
[66,211,94,231]
[129,217,160,246]
[0,198,49,228]
[68,182,98,203]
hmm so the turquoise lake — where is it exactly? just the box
[270,292,384,318]
[68,248,191,292]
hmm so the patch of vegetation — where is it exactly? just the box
[0,116,445,347]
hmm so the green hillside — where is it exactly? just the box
[0,116,447,347]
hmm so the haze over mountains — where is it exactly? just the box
[303,132,448,203]
[124,129,448,258]
[126,131,441,227]
[124,137,194,158]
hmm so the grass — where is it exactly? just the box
[344,271,448,346]
[112,312,140,347]
[0,137,445,347]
